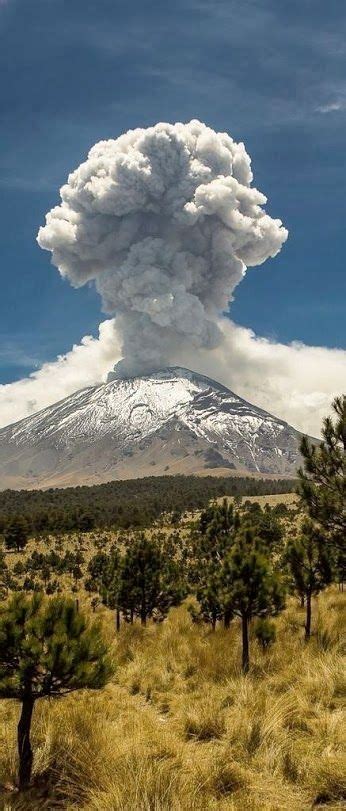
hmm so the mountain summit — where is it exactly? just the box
[0,367,303,489]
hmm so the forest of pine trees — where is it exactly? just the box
[0,474,295,536]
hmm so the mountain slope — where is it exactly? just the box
[0,367,304,489]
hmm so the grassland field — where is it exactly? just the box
[0,492,344,811]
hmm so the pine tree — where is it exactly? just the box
[196,578,224,630]
[86,545,123,630]
[4,515,30,552]
[253,509,284,554]
[222,528,285,672]
[157,551,187,621]
[254,617,276,651]
[285,519,333,639]
[199,498,236,543]
[0,593,113,789]
[119,535,184,625]
[191,500,237,628]
[298,395,345,553]
[71,564,83,587]
[0,545,9,596]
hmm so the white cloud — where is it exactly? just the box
[0,318,344,438]
[182,321,345,437]
[0,320,120,430]
[316,100,345,113]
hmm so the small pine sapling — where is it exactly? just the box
[0,593,113,790]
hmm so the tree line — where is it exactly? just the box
[0,474,296,537]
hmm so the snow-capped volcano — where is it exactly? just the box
[0,367,303,489]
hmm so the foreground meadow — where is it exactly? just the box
[0,587,344,811]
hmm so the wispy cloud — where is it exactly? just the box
[316,100,345,113]
[0,173,57,192]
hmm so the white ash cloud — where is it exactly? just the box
[37,119,287,376]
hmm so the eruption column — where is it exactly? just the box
[38,120,288,376]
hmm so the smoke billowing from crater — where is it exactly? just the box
[37,119,288,376]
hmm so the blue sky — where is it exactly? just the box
[0,0,345,384]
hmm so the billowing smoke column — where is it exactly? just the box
[38,120,288,377]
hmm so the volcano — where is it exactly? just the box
[0,367,305,489]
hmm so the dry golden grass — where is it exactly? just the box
[216,493,299,509]
[0,587,344,810]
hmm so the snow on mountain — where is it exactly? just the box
[0,367,303,489]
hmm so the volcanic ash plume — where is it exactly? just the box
[37,119,288,376]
